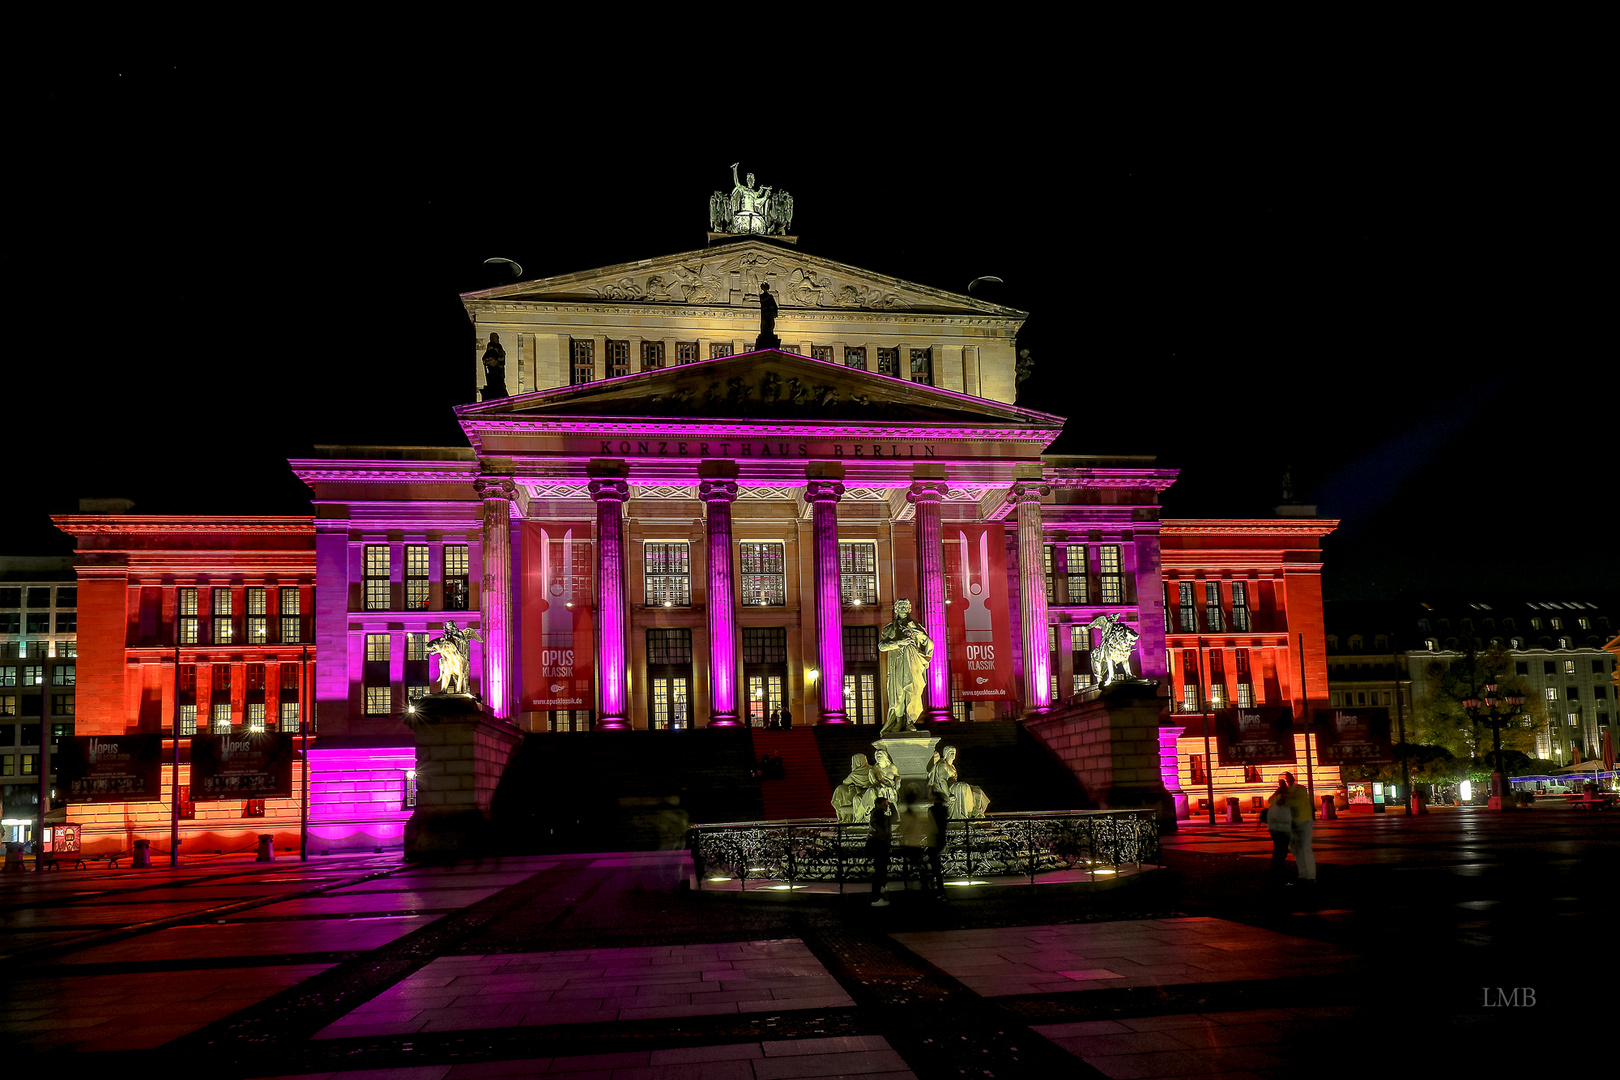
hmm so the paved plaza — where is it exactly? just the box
[3,805,1615,1078]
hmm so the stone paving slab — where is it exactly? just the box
[313,939,855,1038]
[54,913,438,964]
[892,917,1361,997]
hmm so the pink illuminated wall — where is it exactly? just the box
[307,746,415,850]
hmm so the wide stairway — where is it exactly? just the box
[751,729,834,820]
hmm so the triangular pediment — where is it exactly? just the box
[455,349,1062,428]
[460,239,1024,318]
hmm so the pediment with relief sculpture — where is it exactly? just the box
[461,239,1025,319]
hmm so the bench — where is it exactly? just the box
[71,854,123,869]
[1569,794,1614,811]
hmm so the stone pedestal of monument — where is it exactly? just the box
[874,734,940,804]
[1024,681,1178,832]
[404,695,523,859]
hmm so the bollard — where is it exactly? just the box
[256,834,275,862]
[3,842,24,871]
[1411,793,1427,815]
[1224,797,1243,824]
[1319,795,1337,820]
[132,839,152,868]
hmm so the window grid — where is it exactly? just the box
[366,686,392,715]
[811,345,833,362]
[179,704,197,736]
[246,702,266,733]
[1043,546,1055,603]
[676,342,699,364]
[910,347,933,385]
[740,542,786,606]
[607,340,630,378]
[1231,581,1251,630]
[641,341,665,370]
[213,586,235,644]
[405,545,430,610]
[571,339,595,384]
[364,546,390,611]
[366,633,391,662]
[280,587,302,643]
[644,542,692,607]
[877,348,899,375]
[1066,545,1088,603]
[1205,582,1224,632]
[839,542,878,606]
[844,346,867,370]
[1099,546,1123,603]
[178,587,199,644]
[279,701,300,733]
[210,703,232,734]
[710,343,734,359]
[406,632,428,661]
[444,545,470,610]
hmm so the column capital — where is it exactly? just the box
[1008,481,1050,504]
[804,479,846,504]
[906,480,949,504]
[699,479,739,504]
[473,476,517,500]
[588,478,631,503]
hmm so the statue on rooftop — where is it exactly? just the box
[717,164,793,236]
[756,282,780,349]
[482,333,508,399]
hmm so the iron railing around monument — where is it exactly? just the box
[687,809,1160,892]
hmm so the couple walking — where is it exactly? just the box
[1266,772,1317,884]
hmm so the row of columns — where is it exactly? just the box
[474,470,1055,725]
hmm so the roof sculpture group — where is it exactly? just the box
[710,163,794,236]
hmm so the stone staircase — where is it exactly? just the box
[750,729,834,820]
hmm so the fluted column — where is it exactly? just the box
[907,480,952,722]
[700,479,740,726]
[474,476,516,720]
[806,479,848,724]
[590,477,631,729]
[1011,480,1053,714]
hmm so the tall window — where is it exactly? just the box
[844,346,867,370]
[676,342,699,364]
[366,633,391,662]
[1235,648,1253,706]
[1072,626,1095,693]
[279,701,300,733]
[877,347,899,375]
[641,341,665,370]
[365,633,391,715]
[910,347,933,385]
[1205,582,1224,632]
[839,542,878,606]
[607,340,630,378]
[843,626,880,724]
[405,545,430,610]
[743,627,787,725]
[280,587,302,642]
[647,628,693,729]
[1207,648,1227,708]
[1177,583,1196,633]
[741,542,786,606]
[246,587,268,643]
[644,542,691,607]
[444,545,470,610]
[366,685,392,715]
[571,339,595,384]
[364,546,390,611]
[179,704,198,736]
[1043,545,1055,603]
[710,343,733,359]
[1065,545,1088,603]
[1099,546,1124,604]
[212,588,234,644]
[210,702,232,734]
[246,702,266,733]
[1231,581,1251,631]
[178,587,199,644]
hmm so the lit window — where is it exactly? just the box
[741,542,786,606]
[178,587,199,645]
[1099,546,1123,604]
[210,702,232,734]
[1043,545,1055,603]
[213,588,234,644]
[51,664,76,686]
[366,633,391,662]
[1205,582,1224,633]
[444,545,470,611]
[179,704,197,736]
[364,546,390,611]
[247,587,268,643]
[406,632,429,661]
[280,587,302,642]
[278,701,300,733]
[1231,581,1251,631]
[365,686,392,715]
[404,545,430,610]
[1065,545,1088,604]
[840,542,878,607]
[246,702,266,733]
[644,542,692,607]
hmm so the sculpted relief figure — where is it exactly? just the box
[832,753,878,822]
[928,745,991,819]
[428,620,483,696]
[730,163,771,235]
[878,599,933,733]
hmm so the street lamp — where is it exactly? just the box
[1460,682,1525,811]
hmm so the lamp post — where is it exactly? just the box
[1460,682,1524,811]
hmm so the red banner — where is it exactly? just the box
[943,524,1015,701]
[521,523,595,712]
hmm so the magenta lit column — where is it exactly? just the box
[701,479,740,726]
[806,479,848,724]
[907,480,952,722]
[1011,480,1053,714]
[474,476,516,720]
[589,477,631,729]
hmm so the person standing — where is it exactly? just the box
[1265,776,1294,882]
[869,796,895,907]
[780,705,792,730]
[1282,772,1316,883]
[927,792,950,898]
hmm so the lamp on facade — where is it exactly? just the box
[1461,681,1525,811]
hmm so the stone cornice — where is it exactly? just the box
[464,301,1024,330]
[1042,471,1180,492]
[290,459,480,485]
[53,515,314,536]
[1161,519,1339,536]
[459,418,1057,443]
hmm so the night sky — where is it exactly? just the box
[11,57,1612,602]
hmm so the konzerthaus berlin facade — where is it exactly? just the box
[52,227,1339,853]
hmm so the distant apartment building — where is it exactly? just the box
[0,556,77,845]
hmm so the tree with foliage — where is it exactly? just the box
[1410,633,1541,766]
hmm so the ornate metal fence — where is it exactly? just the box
[688,810,1160,891]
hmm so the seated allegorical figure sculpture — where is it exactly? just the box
[871,748,900,805]
[927,745,991,819]
[832,753,879,823]
[878,598,933,733]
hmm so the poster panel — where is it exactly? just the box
[190,732,294,800]
[1311,707,1395,766]
[942,523,1016,702]
[521,522,595,711]
[56,735,165,803]
[1213,706,1298,765]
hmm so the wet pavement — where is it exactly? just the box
[3,804,1615,1078]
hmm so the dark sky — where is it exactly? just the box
[10,56,1612,602]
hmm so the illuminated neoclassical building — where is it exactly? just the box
[52,216,1341,853]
